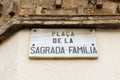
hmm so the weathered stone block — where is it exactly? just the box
[55,0,62,8]
[96,0,103,9]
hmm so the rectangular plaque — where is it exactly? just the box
[29,29,98,59]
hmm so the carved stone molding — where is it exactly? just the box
[0,15,120,43]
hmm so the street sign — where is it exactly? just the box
[29,29,98,59]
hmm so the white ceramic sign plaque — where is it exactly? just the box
[29,29,98,59]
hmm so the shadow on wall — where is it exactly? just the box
[109,0,120,2]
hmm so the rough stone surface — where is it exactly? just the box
[0,0,120,43]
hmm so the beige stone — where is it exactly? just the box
[35,6,42,15]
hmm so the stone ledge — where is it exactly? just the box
[0,15,120,43]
